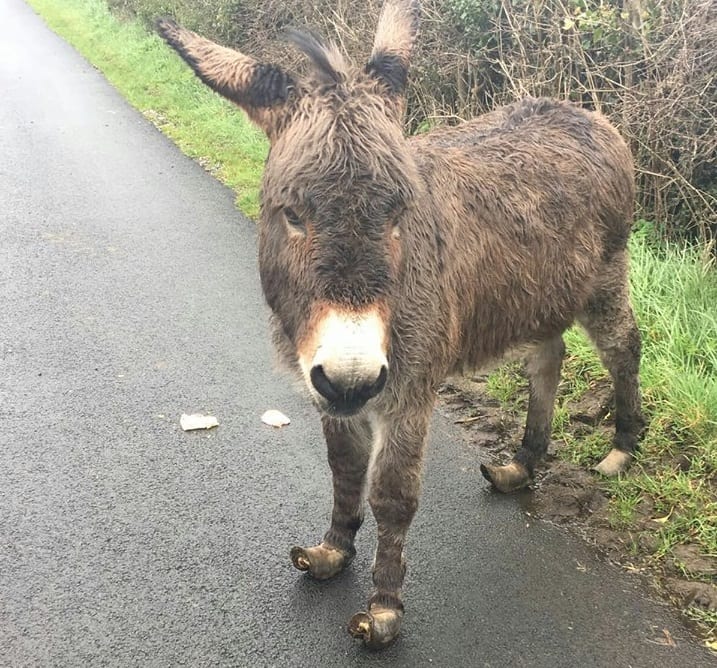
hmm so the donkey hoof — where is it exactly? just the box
[593,448,632,477]
[290,543,352,580]
[480,461,530,493]
[348,606,403,649]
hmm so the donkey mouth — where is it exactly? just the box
[314,387,381,418]
[319,403,366,418]
[320,397,369,418]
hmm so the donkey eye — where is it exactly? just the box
[284,207,305,233]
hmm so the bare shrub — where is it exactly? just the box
[463,0,717,242]
[113,0,716,240]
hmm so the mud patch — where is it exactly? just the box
[671,544,717,578]
[569,378,613,426]
[664,578,717,612]
[438,376,521,457]
[438,374,716,645]
[527,461,608,519]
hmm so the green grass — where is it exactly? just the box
[487,226,716,613]
[599,228,716,567]
[27,0,268,217]
[485,362,526,409]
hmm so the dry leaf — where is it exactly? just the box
[261,409,290,428]
[662,628,676,647]
[652,510,673,524]
[454,416,482,424]
[180,413,219,431]
[624,563,645,573]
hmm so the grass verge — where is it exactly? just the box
[487,225,717,638]
[27,0,267,217]
[562,227,716,545]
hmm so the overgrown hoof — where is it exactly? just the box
[480,461,531,493]
[290,543,352,580]
[348,606,403,649]
[593,448,633,477]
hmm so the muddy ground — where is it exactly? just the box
[437,375,717,641]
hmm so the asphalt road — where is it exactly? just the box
[0,1,713,666]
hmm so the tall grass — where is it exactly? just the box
[630,227,717,453]
[561,226,717,452]
[552,227,717,571]
[613,229,716,557]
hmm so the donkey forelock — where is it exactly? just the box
[285,28,348,86]
[265,87,419,203]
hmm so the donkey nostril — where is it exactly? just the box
[366,365,388,399]
[310,364,341,402]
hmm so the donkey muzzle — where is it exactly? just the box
[310,363,388,414]
[301,305,390,415]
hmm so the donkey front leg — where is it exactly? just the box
[291,416,371,580]
[481,335,565,493]
[348,409,430,648]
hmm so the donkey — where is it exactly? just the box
[158,0,644,648]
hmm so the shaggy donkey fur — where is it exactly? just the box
[157,0,644,648]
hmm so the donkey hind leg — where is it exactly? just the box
[481,335,565,493]
[348,407,431,649]
[291,415,371,580]
[578,266,645,476]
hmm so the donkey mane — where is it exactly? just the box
[285,28,348,86]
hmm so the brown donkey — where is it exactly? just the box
[158,0,644,648]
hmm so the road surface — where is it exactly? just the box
[0,1,712,666]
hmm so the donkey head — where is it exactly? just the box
[158,1,421,416]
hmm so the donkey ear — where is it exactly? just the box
[366,0,420,96]
[156,19,296,140]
